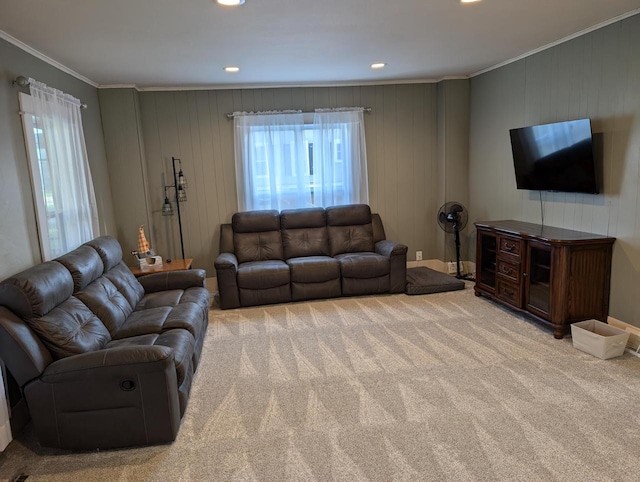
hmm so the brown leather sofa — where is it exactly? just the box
[0,236,209,450]
[215,204,407,309]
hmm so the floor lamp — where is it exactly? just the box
[162,156,188,259]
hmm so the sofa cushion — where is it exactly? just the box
[326,204,372,226]
[179,287,211,316]
[0,262,74,320]
[326,204,374,256]
[232,210,280,233]
[282,228,330,259]
[328,224,374,256]
[282,208,329,259]
[234,231,284,264]
[32,297,111,359]
[237,261,290,290]
[133,287,209,341]
[84,236,123,272]
[281,207,326,229]
[280,208,329,259]
[56,245,105,292]
[335,252,390,279]
[163,302,207,341]
[136,289,184,311]
[113,306,171,339]
[104,262,145,310]
[76,278,134,335]
[287,256,340,283]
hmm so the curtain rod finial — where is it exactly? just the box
[12,76,30,87]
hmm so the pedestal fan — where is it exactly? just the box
[437,202,474,280]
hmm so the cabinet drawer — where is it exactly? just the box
[496,258,520,283]
[496,279,522,307]
[499,236,522,259]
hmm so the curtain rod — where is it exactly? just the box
[226,107,371,120]
[12,75,88,109]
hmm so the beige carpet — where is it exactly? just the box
[2,285,640,481]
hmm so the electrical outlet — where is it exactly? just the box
[448,261,458,274]
[416,251,422,261]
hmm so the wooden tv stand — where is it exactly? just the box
[474,220,615,339]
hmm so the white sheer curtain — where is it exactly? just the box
[313,109,369,206]
[234,112,311,211]
[27,79,99,260]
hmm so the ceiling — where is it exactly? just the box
[1,0,639,89]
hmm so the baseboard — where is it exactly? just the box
[407,259,447,272]
[607,316,640,351]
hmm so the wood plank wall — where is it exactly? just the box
[469,14,640,323]
[135,84,439,275]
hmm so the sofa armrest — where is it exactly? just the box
[375,240,408,258]
[138,269,206,293]
[214,253,240,309]
[24,345,181,450]
[40,345,174,382]
[214,252,238,271]
[375,240,407,294]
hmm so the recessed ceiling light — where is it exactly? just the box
[224,66,240,73]
[371,63,386,69]
[217,0,245,5]
[460,0,481,3]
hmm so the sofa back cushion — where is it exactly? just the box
[31,297,111,359]
[0,260,112,360]
[326,204,375,256]
[76,277,134,335]
[104,262,145,310]
[84,235,123,272]
[233,210,284,263]
[56,245,105,291]
[281,208,330,259]
[0,261,74,320]
[66,236,145,311]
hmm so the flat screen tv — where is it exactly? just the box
[510,118,599,194]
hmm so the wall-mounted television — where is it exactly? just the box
[509,118,599,194]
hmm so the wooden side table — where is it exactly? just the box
[130,258,193,278]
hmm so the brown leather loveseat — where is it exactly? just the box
[0,236,209,450]
[215,204,407,309]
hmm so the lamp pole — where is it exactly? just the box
[172,157,186,260]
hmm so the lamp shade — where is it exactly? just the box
[162,197,174,216]
[178,169,188,189]
[177,186,187,202]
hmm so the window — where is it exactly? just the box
[234,109,368,211]
[19,82,99,261]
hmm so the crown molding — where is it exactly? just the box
[100,76,470,91]
[99,84,138,89]
[470,8,640,78]
[0,29,98,87]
